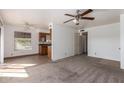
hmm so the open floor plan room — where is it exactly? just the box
[0,9,124,83]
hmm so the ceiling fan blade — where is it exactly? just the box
[80,9,93,16]
[81,17,95,20]
[65,14,75,17]
[63,19,74,23]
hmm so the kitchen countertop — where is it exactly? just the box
[39,43,51,46]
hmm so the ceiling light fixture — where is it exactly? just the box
[73,19,79,25]
[23,22,35,31]
[73,19,77,23]
[78,29,85,36]
[48,23,53,29]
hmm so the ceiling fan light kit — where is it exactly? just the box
[78,29,85,36]
[73,19,79,25]
[64,9,95,25]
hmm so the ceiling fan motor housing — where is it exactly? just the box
[76,22,79,25]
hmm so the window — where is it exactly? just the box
[14,32,32,50]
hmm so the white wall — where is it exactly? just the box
[52,24,77,61]
[85,23,120,61]
[0,30,1,63]
[4,25,48,58]
[0,27,4,63]
[120,14,124,69]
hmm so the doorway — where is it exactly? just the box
[74,32,88,55]
[82,32,88,55]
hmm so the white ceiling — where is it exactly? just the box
[0,9,124,29]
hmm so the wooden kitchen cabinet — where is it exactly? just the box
[38,30,52,58]
[48,46,51,59]
[39,45,48,55]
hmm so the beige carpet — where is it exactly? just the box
[0,55,123,83]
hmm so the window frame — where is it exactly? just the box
[14,31,32,51]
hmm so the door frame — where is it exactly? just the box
[82,32,88,55]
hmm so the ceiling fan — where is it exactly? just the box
[23,22,35,30]
[64,9,95,25]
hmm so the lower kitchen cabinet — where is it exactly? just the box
[39,44,48,55]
